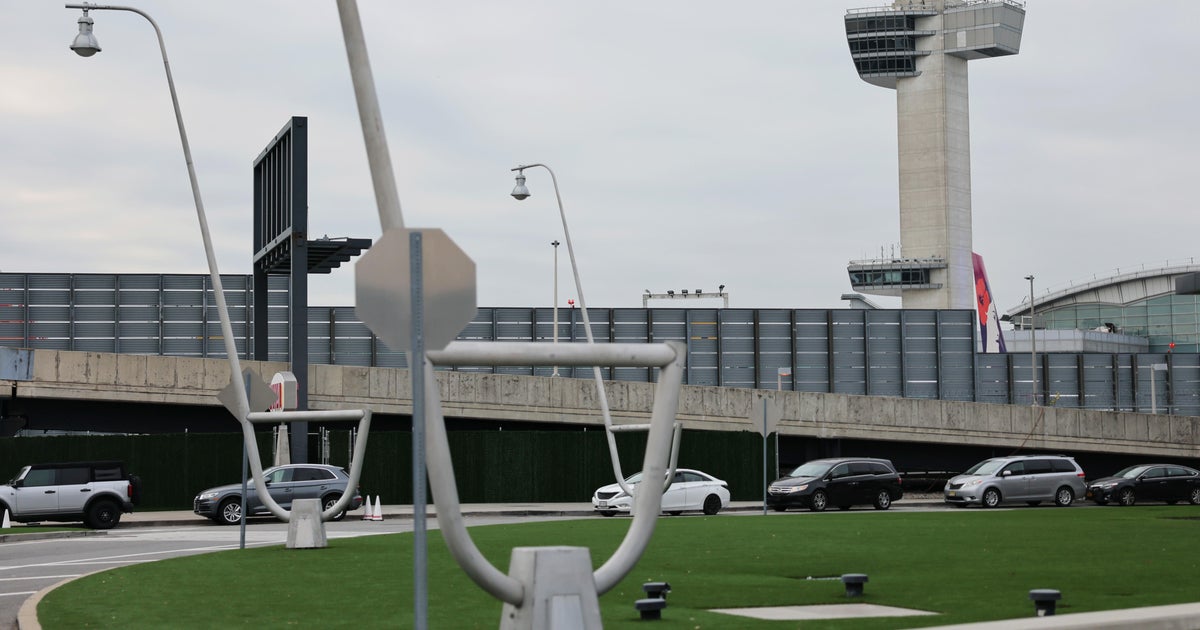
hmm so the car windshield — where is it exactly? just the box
[7,466,29,486]
[622,471,670,485]
[1114,465,1151,479]
[785,462,832,478]
[964,460,1005,475]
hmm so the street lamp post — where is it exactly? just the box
[511,164,647,496]
[551,239,560,377]
[64,4,247,413]
[65,3,244,389]
[1025,274,1037,406]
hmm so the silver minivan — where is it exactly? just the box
[944,455,1086,508]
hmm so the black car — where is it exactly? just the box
[1087,464,1200,506]
[767,457,903,512]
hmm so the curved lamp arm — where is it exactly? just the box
[64,2,296,520]
[511,164,678,497]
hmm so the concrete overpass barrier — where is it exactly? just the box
[9,349,1200,459]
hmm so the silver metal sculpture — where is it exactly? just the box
[335,1,687,626]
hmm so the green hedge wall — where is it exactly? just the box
[0,430,775,510]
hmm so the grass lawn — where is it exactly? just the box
[38,506,1200,628]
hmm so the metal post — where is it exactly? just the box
[239,430,248,549]
[552,239,560,377]
[1025,275,1037,406]
[410,231,428,629]
[762,402,768,516]
[1150,370,1158,414]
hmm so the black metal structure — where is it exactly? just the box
[251,117,369,462]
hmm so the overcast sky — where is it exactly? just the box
[4,1,1198,323]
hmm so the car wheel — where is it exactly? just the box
[1190,487,1200,505]
[873,490,891,510]
[702,495,722,516]
[1118,487,1136,507]
[1054,487,1074,507]
[85,500,120,529]
[323,493,346,521]
[1026,501,1041,507]
[218,498,243,525]
[982,488,1001,508]
[599,510,617,517]
[809,490,828,512]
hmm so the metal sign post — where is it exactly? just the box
[409,231,428,628]
[751,393,781,515]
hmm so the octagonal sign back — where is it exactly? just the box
[355,227,476,352]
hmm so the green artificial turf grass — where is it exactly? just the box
[38,506,1200,629]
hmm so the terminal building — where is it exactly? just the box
[1004,262,1200,355]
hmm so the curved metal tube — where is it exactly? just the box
[424,341,686,600]
[423,358,525,605]
[247,409,373,520]
[593,344,685,593]
[336,0,404,232]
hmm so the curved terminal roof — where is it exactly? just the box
[1005,262,1200,320]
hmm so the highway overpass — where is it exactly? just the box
[3,349,1197,461]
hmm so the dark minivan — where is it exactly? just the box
[767,457,903,512]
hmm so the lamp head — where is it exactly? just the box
[511,172,530,200]
[719,284,726,293]
[70,9,101,57]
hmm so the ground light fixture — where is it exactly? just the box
[1029,589,1061,616]
[842,573,869,597]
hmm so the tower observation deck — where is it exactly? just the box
[844,0,1024,309]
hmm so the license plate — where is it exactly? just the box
[948,491,957,497]
[598,501,607,508]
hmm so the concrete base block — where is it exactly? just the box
[286,498,328,549]
[500,546,602,630]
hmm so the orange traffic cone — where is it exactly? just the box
[371,496,383,521]
[361,496,374,521]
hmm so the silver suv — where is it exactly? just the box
[944,455,1086,508]
[192,463,363,525]
[0,461,141,529]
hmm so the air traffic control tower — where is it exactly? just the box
[844,0,1024,309]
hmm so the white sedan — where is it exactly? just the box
[591,468,730,516]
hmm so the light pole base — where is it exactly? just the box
[500,547,602,630]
